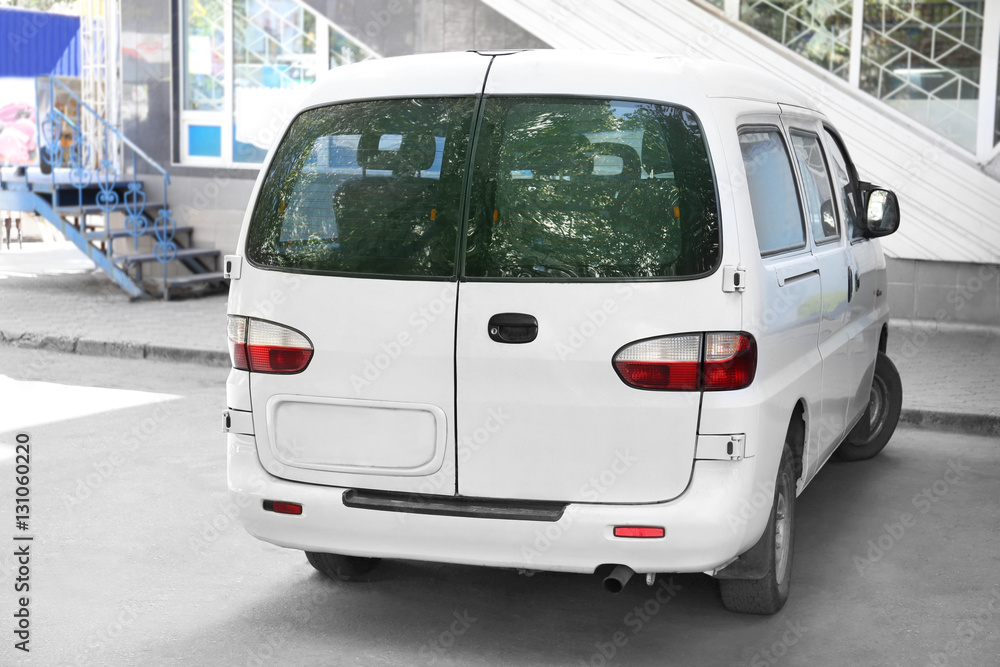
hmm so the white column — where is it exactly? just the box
[317,20,330,74]
[848,0,864,88]
[223,0,234,164]
[975,1,1000,162]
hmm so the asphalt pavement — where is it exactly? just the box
[0,348,997,667]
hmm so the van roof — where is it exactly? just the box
[305,49,815,111]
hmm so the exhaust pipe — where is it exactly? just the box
[603,565,634,594]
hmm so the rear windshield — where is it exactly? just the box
[246,98,475,277]
[246,96,719,280]
[465,97,719,279]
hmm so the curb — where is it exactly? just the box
[0,330,230,367]
[899,409,1000,438]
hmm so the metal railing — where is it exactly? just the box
[40,76,178,285]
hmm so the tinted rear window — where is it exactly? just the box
[245,98,475,277]
[464,97,719,278]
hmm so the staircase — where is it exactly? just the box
[0,77,226,300]
[479,0,1000,266]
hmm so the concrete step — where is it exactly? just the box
[116,248,220,267]
[85,225,193,242]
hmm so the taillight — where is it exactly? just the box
[227,315,313,374]
[702,332,757,390]
[228,316,249,370]
[612,334,701,390]
[613,332,756,391]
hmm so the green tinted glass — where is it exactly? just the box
[246,98,475,277]
[464,97,720,279]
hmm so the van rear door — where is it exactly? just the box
[453,88,738,504]
[235,63,485,494]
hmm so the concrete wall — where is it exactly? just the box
[301,0,549,55]
[887,258,1000,326]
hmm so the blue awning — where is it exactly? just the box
[0,8,80,77]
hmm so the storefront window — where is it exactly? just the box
[233,0,318,163]
[181,0,376,165]
[859,0,983,152]
[741,0,853,79]
[184,0,225,111]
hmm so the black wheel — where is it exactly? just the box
[835,351,902,461]
[719,445,796,615]
[305,551,380,581]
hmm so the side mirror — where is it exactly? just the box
[859,184,899,238]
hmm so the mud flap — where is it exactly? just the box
[712,502,774,580]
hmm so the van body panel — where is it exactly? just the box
[454,280,741,503]
[229,431,767,574]
[235,267,461,494]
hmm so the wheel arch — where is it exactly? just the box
[786,400,806,486]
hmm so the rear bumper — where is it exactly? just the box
[228,433,765,574]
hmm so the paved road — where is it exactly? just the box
[0,349,997,667]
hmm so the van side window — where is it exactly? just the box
[739,129,806,255]
[823,129,863,241]
[789,132,839,245]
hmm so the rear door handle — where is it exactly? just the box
[847,266,854,302]
[488,313,538,344]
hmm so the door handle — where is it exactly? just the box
[847,266,854,302]
[488,313,538,344]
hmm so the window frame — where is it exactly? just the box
[787,128,842,248]
[242,94,481,282]
[822,124,869,245]
[737,124,809,258]
[458,93,725,283]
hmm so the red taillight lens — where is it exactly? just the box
[613,334,701,390]
[614,526,665,538]
[227,316,313,374]
[263,500,303,515]
[613,332,755,391]
[702,332,757,391]
[228,315,249,371]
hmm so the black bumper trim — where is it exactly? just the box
[342,489,567,522]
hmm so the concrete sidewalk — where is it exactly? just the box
[1,242,998,435]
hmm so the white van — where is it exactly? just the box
[223,50,902,615]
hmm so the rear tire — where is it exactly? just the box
[835,351,902,461]
[719,445,796,615]
[305,551,380,581]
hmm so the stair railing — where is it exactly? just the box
[40,77,177,287]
